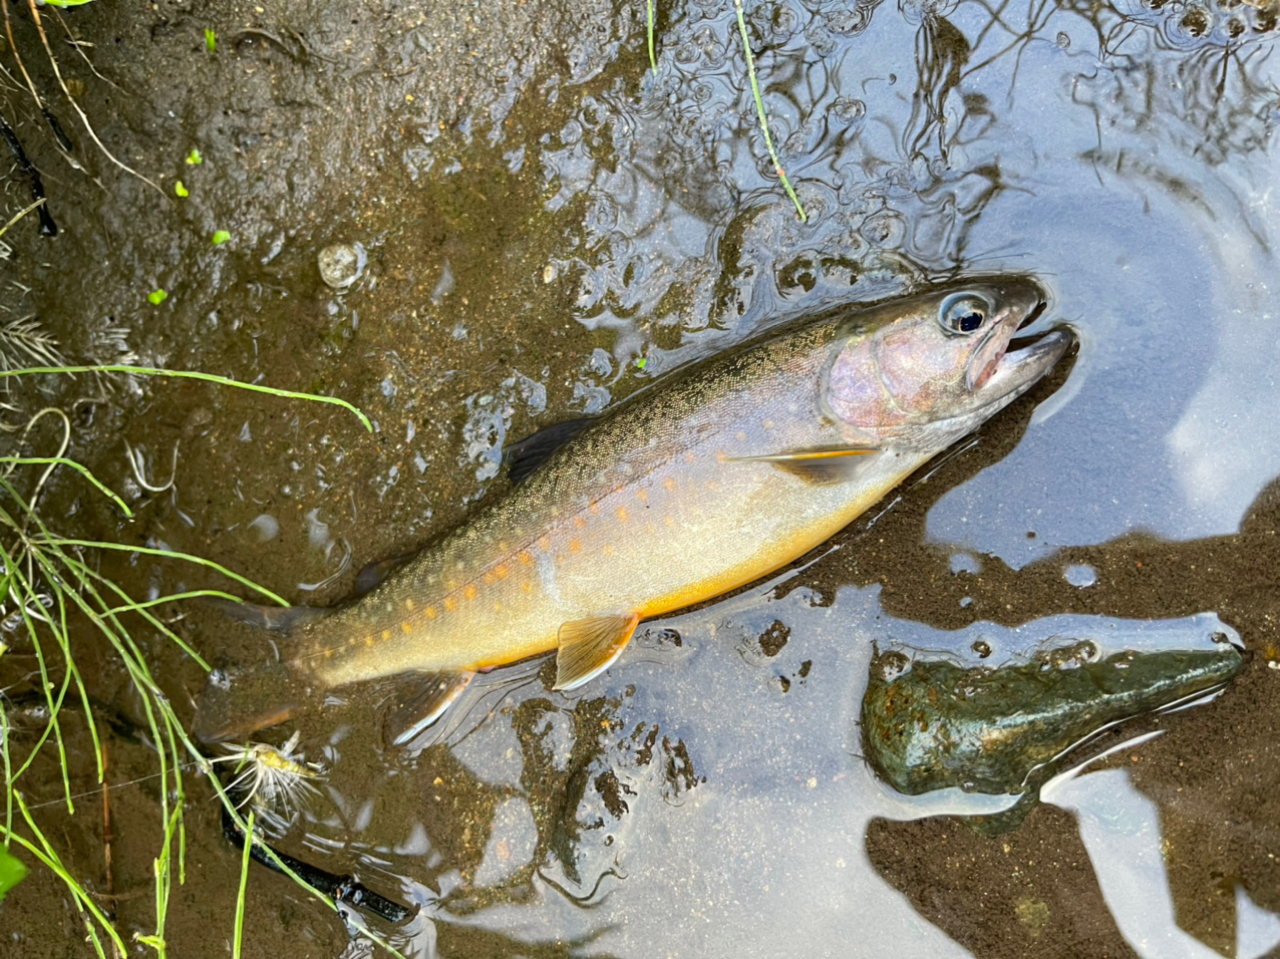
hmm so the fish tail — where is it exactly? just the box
[193,601,327,744]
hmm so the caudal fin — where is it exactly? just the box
[192,601,325,744]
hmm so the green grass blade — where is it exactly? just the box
[732,0,807,221]
[0,457,133,517]
[647,0,657,74]
[233,809,254,959]
[36,539,289,608]
[0,365,372,432]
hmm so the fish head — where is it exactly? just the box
[825,276,1072,451]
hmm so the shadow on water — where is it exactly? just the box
[1,0,1279,955]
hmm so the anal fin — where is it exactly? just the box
[382,671,476,746]
[726,447,879,484]
[554,613,640,690]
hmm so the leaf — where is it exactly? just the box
[212,230,230,245]
[148,289,168,305]
[205,28,217,53]
[185,148,202,165]
[174,180,189,197]
[0,847,28,902]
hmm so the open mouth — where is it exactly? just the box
[997,326,1073,382]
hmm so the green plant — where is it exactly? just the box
[0,367,396,956]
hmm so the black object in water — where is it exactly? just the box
[220,804,415,924]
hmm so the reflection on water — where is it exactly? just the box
[1047,765,1280,959]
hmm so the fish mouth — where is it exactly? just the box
[982,326,1074,403]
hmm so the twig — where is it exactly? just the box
[0,113,58,236]
[24,0,166,197]
[100,738,114,906]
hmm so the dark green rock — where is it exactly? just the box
[862,639,1243,796]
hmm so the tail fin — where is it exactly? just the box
[192,601,327,744]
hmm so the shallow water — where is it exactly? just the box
[2,0,1279,956]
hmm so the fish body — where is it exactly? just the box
[197,277,1071,743]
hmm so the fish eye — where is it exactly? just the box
[938,293,990,335]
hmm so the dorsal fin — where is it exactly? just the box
[204,598,329,633]
[725,447,879,484]
[354,552,415,596]
[505,417,597,484]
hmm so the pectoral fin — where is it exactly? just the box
[726,447,879,484]
[382,670,476,746]
[554,613,640,690]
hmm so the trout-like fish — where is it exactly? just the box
[196,277,1071,744]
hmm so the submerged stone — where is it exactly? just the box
[862,637,1243,796]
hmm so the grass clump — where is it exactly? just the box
[0,367,399,956]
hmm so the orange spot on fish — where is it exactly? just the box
[736,430,746,441]
[495,564,510,579]
[664,514,675,527]
[365,635,375,647]
[539,535,552,551]
[616,506,629,523]
[568,538,582,553]
[444,596,458,612]
[763,419,774,430]
[381,630,391,641]
[574,515,587,528]
[603,543,616,556]
[401,622,412,634]
[405,599,415,611]
[482,571,496,586]
[492,601,503,612]
[426,606,438,619]
[324,649,334,658]
[663,477,676,492]
[521,580,533,593]
[636,489,648,504]
[464,583,478,601]
[684,451,696,464]
[518,551,533,566]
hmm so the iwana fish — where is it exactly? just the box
[195,277,1071,745]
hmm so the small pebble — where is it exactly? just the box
[318,241,367,290]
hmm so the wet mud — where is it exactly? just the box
[1,0,1279,956]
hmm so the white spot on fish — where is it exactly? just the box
[534,549,561,604]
